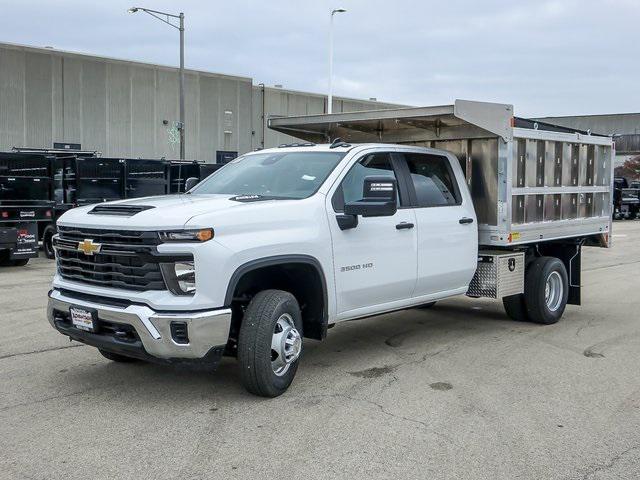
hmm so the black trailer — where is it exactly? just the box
[2,150,224,260]
[0,153,55,266]
[168,161,223,193]
[613,177,639,220]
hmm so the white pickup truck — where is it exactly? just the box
[48,100,614,397]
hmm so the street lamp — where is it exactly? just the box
[129,6,186,160]
[328,8,346,114]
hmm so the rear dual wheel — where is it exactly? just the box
[503,256,568,325]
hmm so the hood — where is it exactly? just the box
[58,194,261,230]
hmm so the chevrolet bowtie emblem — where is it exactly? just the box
[77,239,102,256]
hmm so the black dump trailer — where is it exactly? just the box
[0,153,55,266]
[2,150,224,261]
[613,177,639,220]
[124,158,169,198]
[168,161,224,193]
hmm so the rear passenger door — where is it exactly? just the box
[398,151,477,298]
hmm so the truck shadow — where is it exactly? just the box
[58,297,523,402]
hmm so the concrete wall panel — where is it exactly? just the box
[131,66,156,158]
[184,72,199,161]
[24,52,52,148]
[61,57,83,144]
[81,60,107,153]
[198,76,219,162]
[0,48,25,150]
[107,63,132,156]
[51,56,63,142]
[155,69,179,159]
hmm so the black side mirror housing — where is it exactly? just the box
[184,177,200,192]
[344,176,398,218]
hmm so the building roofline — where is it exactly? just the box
[255,84,404,107]
[535,112,640,120]
[1,40,403,107]
[0,40,253,83]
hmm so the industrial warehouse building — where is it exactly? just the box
[535,114,640,166]
[0,42,399,161]
[2,41,639,166]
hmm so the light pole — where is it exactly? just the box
[328,8,346,114]
[128,7,186,160]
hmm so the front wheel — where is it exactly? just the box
[238,290,303,397]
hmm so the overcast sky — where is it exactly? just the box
[1,0,638,117]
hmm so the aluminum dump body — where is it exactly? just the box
[268,100,613,247]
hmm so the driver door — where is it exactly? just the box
[327,151,417,319]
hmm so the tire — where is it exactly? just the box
[523,257,568,325]
[99,349,139,363]
[238,290,303,397]
[0,253,29,267]
[502,294,529,322]
[416,301,436,309]
[43,226,56,259]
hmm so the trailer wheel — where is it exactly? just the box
[524,257,569,324]
[43,225,56,259]
[99,349,139,363]
[502,294,529,322]
[0,252,29,267]
[237,290,303,397]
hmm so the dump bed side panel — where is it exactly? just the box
[267,101,613,247]
[504,128,612,247]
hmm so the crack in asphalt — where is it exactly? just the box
[578,444,640,479]
[312,392,459,447]
[0,385,105,413]
[0,343,84,361]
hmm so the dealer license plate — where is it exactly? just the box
[70,307,95,332]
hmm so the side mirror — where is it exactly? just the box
[184,177,200,192]
[344,176,398,218]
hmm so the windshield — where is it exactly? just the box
[190,151,346,199]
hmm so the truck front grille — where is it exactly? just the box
[56,227,167,291]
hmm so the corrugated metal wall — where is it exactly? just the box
[0,42,400,161]
[250,86,399,149]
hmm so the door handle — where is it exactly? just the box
[459,217,474,225]
[396,222,414,230]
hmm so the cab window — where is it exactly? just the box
[403,153,461,207]
[332,152,400,211]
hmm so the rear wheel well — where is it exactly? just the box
[226,259,328,351]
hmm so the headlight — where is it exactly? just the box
[158,228,213,242]
[160,261,196,295]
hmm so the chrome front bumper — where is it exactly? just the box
[47,289,232,361]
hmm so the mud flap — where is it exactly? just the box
[10,223,39,260]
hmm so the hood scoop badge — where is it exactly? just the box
[88,204,155,216]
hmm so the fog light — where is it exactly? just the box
[160,261,196,295]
